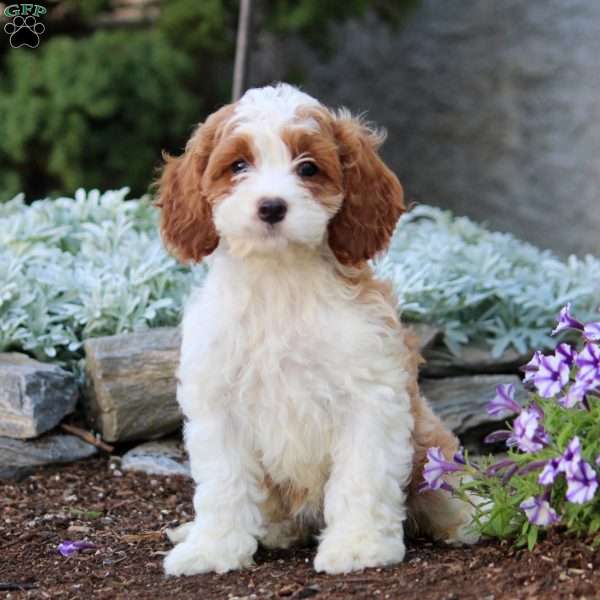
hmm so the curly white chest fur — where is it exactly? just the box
[177,246,413,499]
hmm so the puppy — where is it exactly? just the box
[158,83,477,576]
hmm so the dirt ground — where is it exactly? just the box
[1,456,599,600]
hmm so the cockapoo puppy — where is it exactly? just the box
[158,83,477,576]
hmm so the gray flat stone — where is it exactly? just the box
[421,374,526,434]
[408,323,443,354]
[0,353,79,439]
[83,328,181,442]
[421,343,531,377]
[0,433,98,480]
[121,439,190,477]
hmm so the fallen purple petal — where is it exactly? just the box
[487,383,521,417]
[57,540,96,557]
[551,303,584,336]
[520,496,559,526]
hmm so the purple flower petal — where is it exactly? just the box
[485,458,515,476]
[57,540,96,557]
[539,458,561,486]
[555,343,576,367]
[558,436,582,475]
[521,351,543,384]
[507,410,550,453]
[552,303,584,336]
[487,383,521,417]
[533,354,570,398]
[520,496,559,527]
[566,460,598,504]
[421,447,464,492]
[584,322,600,342]
[576,344,600,381]
[484,430,511,444]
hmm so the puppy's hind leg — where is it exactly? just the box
[407,394,480,545]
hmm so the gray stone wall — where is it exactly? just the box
[252,0,600,257]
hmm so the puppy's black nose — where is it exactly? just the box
[258,197,287,224]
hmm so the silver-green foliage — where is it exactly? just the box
[1,190,599,368]
[0,188,203,365]
[376,205,600,356]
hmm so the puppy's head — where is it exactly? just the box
[158,84,404,265]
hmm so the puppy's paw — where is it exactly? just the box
[164,532,257,576]
[165,521,193,544]
[314,530,405,574]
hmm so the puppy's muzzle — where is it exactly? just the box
[258,197,287,224]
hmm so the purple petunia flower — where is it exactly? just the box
[539,457,561,486]
[57,540,96,557]
[566,460,598,504]
[584,322,600,342]
[521,351,543,384]
[520,496,559,527]
[533,354,570,398]
[576,343,600,381]
[421,447,464,491]
[551,303,584,336]
[555,343,577,368]
[558,436,582,475]
[487,384,521,417]
[559,374,597,408]
[507,409,549,453]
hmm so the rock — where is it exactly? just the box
[83,328,181,442]
[255,1,600,257]
[408,323,443,354]
[421,343,531,377]
[0,433,98,480]
[0,353,79,439]
[421,375,526,434]
[121,439,190,477]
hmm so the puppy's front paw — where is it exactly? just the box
[314,530,405,574]
[164,533,257,576]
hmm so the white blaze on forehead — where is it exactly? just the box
[232,84,322,168]
[235,83,320,127]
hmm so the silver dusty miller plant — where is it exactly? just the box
[1,190,599,370]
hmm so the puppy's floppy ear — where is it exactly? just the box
[328,111,405,266]
[156,104,234,262]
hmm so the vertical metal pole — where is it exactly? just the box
[232,0,253,102]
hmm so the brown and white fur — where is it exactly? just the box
[158,83,477,576]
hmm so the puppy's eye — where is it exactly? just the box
[231,159,249,174]
[296,161,318,177]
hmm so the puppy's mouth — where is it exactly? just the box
[226,223,290,258]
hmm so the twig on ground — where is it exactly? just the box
[60,423,114,453]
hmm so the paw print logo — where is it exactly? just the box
[4,15,45,48]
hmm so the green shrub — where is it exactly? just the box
[0,31,197,201]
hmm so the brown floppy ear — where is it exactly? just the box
[328,111,405,266]
[156,104,233,262]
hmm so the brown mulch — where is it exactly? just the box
[1,456,599,600]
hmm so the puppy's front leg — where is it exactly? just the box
[314,387,414,574]
[164,412,265,576]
